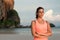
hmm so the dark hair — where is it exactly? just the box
[36,7,44,19]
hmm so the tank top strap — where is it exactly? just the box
[35,19,47,25]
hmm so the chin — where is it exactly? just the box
[40,16,43,18]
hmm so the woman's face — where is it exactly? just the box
[38,9,44,18]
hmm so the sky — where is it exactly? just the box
[14,0,60,27]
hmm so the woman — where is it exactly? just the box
[31,7,52,40]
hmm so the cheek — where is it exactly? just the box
[38,13,41,16]
[42,13,44,16]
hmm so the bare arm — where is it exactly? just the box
[31,20,41,38]
[46,21,52,36]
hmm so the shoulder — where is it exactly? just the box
[45,20,51,26]
[31,20,36,24]
[45,20,50,24]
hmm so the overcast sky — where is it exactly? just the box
[14,0,60,27]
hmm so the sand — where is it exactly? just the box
[0,28,60,40]
[0,32,60,40]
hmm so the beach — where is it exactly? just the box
[0,28,60,40]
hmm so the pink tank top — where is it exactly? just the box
[35,20,47,35]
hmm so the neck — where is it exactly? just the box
[36,17,44,24]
